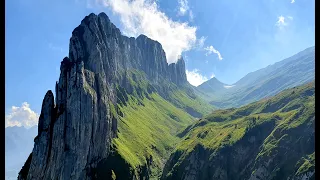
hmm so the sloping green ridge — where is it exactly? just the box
[98,69,213,179]
[163,81,314,180]
[114,93,194,178]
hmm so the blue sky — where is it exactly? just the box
[5,0,314,127]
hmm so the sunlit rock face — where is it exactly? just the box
[18,12,188,180]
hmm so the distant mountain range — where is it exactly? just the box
[5,126,37,180]
[196,46,315,109]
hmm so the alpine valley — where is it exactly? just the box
[17,13,315,180]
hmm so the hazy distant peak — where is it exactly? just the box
[197,76,231,95]
[205,77,225,85]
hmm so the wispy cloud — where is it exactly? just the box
[98,0,197,64]
[291,0,295,3]
[204,45,223,60]
[5,102,39,128]
[177,0,189,16]
[177,0,194,22]
[184,54,189,63]
[197,36,207,49]
[186,69,209,86]
[276,15,286,27]
[275,15,293,30]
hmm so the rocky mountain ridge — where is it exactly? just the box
[16,12,314,180]
[68,13,187,86]
[18,12,210,180]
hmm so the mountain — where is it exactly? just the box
[5,126,37,180]
[197,46,315,108]
[162,81,315,180]
[18,12,213,180]
[16,12,315,180]
[196,77,228,99]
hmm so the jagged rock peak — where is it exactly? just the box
[37,90,55,135]
[168,56,187,84]
[68,12,188,85]
[18,12,190,180]
[136,34,164,50]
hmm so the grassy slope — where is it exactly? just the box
[108,69,213,179]
[163,81,314,180]
[294,152,315,178]
[169,89,214,117]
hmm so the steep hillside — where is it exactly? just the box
[18,12,213,180]
[197,46,315,108]
[162,81,315,180]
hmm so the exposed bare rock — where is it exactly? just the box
[18,12,190,180]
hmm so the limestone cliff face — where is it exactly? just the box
[18,12,188,180]
[68,12,187,85]
[168,57,187,85]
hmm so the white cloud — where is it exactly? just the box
[210,73,215,78]
[99,0,197,64]
[275,15,293,29]
[5,102,39,128]
[291,0,295,3]
[177,0,194,22]
[204,45,223,60]
[197,36,207,49]
[178,0,189,16]
[276,15,286,27]
[186,69,209,86]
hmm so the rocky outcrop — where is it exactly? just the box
[168,57,187,85]
[69,12,188,85]
[19,12,189,180]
